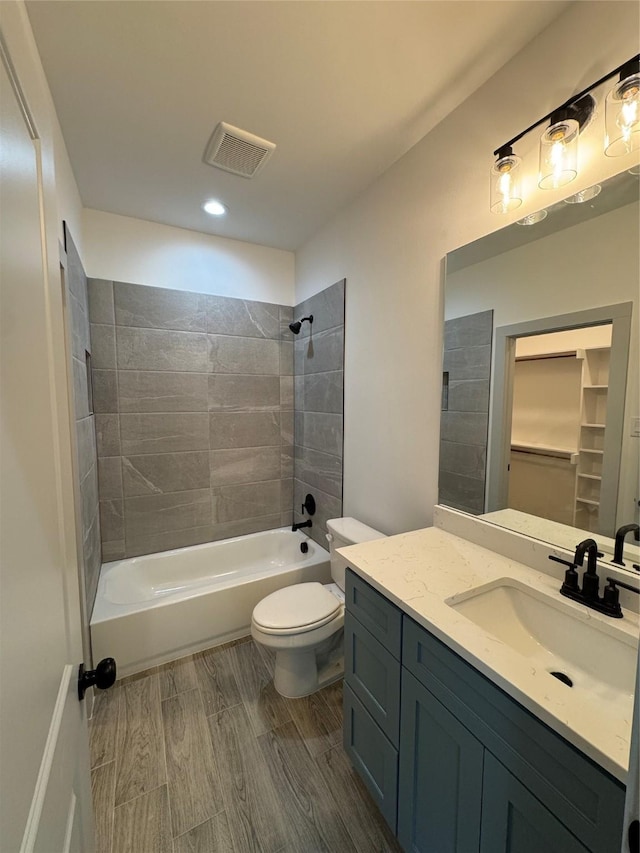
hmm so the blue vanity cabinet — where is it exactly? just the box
[343,572,625,853]
[397,669,484,852]
[344,571,402,831]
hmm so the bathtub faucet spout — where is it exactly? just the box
[292,520,312,532]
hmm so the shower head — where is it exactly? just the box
[288,315,313,335]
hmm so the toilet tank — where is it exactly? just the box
[326,517,386,590]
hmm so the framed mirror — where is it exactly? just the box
[441,168,639,573]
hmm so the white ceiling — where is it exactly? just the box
[27,1,570,251]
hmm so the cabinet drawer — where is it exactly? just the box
[345,569,402,658]
[344,611,400,746]
[403,616,625,853]
[343,682,398,833]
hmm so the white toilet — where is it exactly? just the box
[251,517,385,698]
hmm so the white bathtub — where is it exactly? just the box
[90,528,331,677]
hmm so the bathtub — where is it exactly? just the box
[90,527,331,677]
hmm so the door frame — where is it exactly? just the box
[486,302,632,536]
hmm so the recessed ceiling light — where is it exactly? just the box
[203,199,227,216]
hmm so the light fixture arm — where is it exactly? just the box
[493,53,640,158]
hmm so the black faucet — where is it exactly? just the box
[550,538,623,617]
[292,519,312,532]
[611,523,640,567]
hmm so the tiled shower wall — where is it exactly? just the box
[438,309,493,514]
[88,280,294,559]
[293,280,345,547]
[65,228,102,614]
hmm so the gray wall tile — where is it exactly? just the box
[93,369,118,413]
[294,445,342,499]
[83,512,102,607]
[102,540,125,562]
[295,279,345,337]
[443,344,491,381]
[444,309,493,349]
[207,295,280,338]
[210,447,281,488]
[119,371,208,413]
[95,414,121,458]
[70,293,89,360]
[280,376,294,411]
[122,452,210,496]
[209,515,282,544]
[279,305,294,336]
[440,411,489,446]
[88,279,115,325]
[98,457,123,500]
[100,499,124,543]
[280,341,294,376]
[299,328,344,375]
[281,446,294,479]
[280,479,293,512]
[208,335,279,375]
[117,327,208,372]
[296,412,343,457]
[120,413,209,455]
[439,441,486,480]
[90,324,116,369]
[447,379,490,413]
[115,282,207,332]
[73,357,90,420]
[80,464,99,532]
[209,412,280,449]
[125,526,213,559]
[208,374,280,412]
[77,417,97,483]
[280,410,294,446]
[300,371,343,414]
[125,489,212,538]
[213,481,281,523]
[438,470,485,514]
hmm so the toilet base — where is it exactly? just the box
[271,631,344,698]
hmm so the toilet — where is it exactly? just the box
[251,517,385,698]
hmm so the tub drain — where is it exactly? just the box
[550,671,573,687]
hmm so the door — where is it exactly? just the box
[0,27,93,853]
[480,754,589,853]
[397,670,483,853]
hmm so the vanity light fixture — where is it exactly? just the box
[491,54,639,213]
[563,184,602,204]
[490,146,523,213]
[605,57,640,157]
[516,209,548,226]
[203,199,227,216]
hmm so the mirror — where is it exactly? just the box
[441,169,639,574]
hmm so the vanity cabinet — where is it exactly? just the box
[343,571,402,831]
[343,569,626,853]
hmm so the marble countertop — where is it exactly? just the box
[337,526,639,783]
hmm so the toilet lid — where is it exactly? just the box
[252,583,341,633]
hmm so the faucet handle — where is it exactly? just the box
[549,555,579,593]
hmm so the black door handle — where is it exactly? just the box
[78,657,116,700]
[629,819,639,853]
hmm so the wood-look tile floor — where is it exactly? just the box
[90,637,401,853]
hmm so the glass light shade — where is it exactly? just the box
[490,153,523,214]
[517,209,548,226]
[605,73,640,157]
[563,184,601,204]
[539,118,579,189]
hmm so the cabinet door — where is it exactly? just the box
[343,683,398,832]
[398,671,483,853]
[481,754,590,853]
[344,611,401,746]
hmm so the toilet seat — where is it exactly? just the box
[252,582,342,635]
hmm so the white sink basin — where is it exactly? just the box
[446,578,638,704]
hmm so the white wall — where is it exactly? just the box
[295,1,639,535]
[82,208,295,304]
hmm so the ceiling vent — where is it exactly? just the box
[203,122,276,178]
